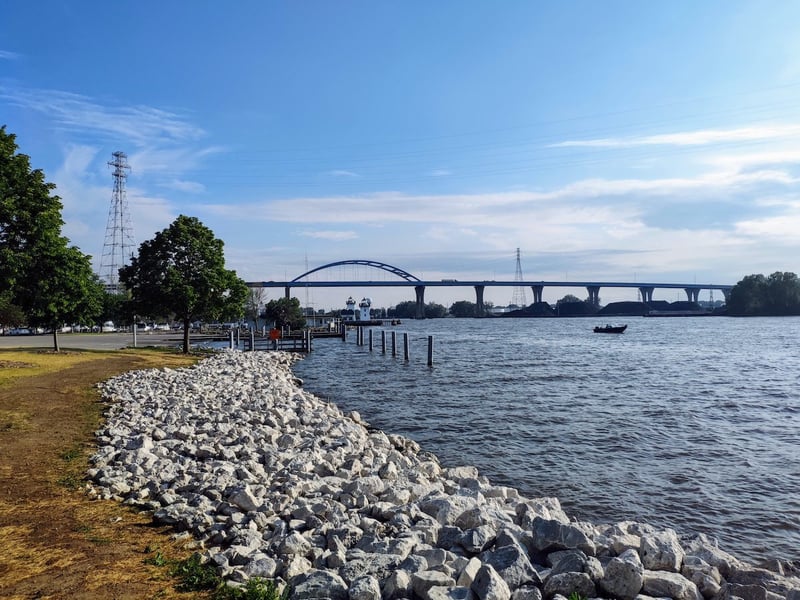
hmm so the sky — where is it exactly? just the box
[3,1,800,310]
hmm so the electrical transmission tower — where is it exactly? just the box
[511,247,527,307]
[99,151,136,294]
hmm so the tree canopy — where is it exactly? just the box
[262,297,306,330]
[120,215,248,352]
[728,272,800,316]
[1,126,103,349]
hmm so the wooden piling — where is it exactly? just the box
[427,335,434,366]
[403,332,409,361]
[368,329,373,351]
[381,330,386,354]
[391,331,397,357]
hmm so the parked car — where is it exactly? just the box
[101,321,117,332]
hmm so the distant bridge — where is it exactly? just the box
[246,259,734,319]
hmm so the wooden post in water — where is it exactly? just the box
[391,331,397,357]
[427,335,434,366]
[368,329,373,351]
[341,323,347,341]
[403,332,409,361]
[381,330,386,354]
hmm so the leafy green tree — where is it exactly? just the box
[120,215,248,353]
[18,244,104,351]
[450,300,477,317]
[1,127,103,349]
[389,301,418,319]
[425,302,447,318]
[557,294,582,305]
[0,127,64,294]
[728,272,800,316]
[728,274,768,316]
[0,292,25,328]
[765,271,800,315]
[262,297,306,330]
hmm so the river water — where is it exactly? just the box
[292,316,800,565]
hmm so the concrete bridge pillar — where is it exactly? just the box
[638,286,654,303]
[685,288,700,302]
[284,286,291,299]
[474,285,485,317]
[586,286,601,307]
[721,288,731,302]
[415,285,426,319]
[530,285,543,304]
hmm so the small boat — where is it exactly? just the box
[593,324,627,334]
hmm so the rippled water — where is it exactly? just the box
[292,316,800,564]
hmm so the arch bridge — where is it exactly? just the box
[247,259,734,319]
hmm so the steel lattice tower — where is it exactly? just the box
[511,247,527,307]
[99,151,136,294]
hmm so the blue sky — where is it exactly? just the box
[3,1,800,309]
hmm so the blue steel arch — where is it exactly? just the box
[291,259,421,283]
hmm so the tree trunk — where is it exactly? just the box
[52,329,60,353]
[183,317,191,354]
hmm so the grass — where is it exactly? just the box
[141,551,290,600]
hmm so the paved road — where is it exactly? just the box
[0,331,183,351]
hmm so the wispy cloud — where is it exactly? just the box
[0,50,20,60]
[160,179,206,193]
[0,85,205,146]
[328,169,359,178]
[300,230,358,241]
[551,124,800,148]
[430,169,451,176]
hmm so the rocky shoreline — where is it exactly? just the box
[88,351,799,600]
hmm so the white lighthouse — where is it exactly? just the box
[358,297,372,321]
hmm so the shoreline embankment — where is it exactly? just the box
[88,351,800,600]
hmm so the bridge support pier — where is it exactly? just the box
[415,285,426,319]
[586,286,601,307]
[638,286,654,303]
[474,285,485,317]
[685,288,700,302]
[284,286,291,299]
[530,285,543,304]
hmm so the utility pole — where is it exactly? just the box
[99,151,136,294]
[511,248,527,307]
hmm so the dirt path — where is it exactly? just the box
[0,349,204,599]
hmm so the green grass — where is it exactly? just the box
[143,551,289,600]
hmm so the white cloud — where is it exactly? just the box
[430,169,451,176]
[300,230,358,241]
[160,179,206,193]
[0,50,20,60]
[328,170,359,178]
[551,124,800,148]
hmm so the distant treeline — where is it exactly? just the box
[728,272,800,316]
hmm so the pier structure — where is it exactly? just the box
[247,259,734,319]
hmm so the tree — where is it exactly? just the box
[262,297,306,330]
[120,215,248,353]
[388,301,417,319]
[245,287,267,329]
[450,300,477,317]
[425,302,447,318]
[728,274,768,316]
[18,244,104,351]
[1,126,103,350]
[728,272,800,316]
[0,127,64,294]
[557,294,582,305]
[0,292,25,328]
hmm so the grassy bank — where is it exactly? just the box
[0,348,207,599]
